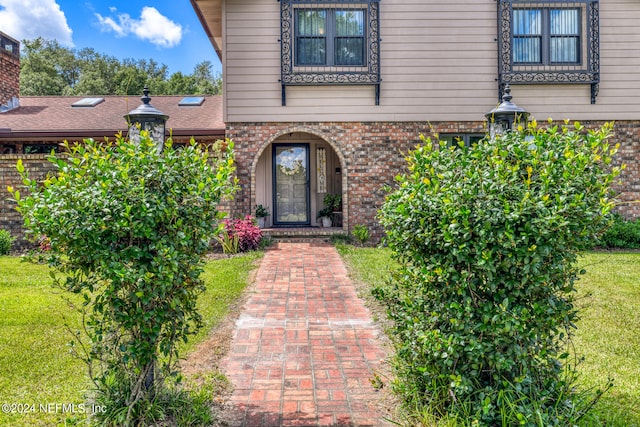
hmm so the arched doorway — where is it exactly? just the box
[253,130,344,228]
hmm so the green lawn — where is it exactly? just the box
[0,253,261,427]
[337,245,640,427]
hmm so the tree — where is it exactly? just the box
[19,38,77,95]
[13,134,238,425]
[192,60,223,94]
[19,38,223,96]
[67,48,121,95]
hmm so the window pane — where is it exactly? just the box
[550,9,579,35]
[551,37,578,62]
[297,38,326,65]
[335,37,364,65]
[336,10,364,36]
[296,10,326,36]
[513,37,541,63]
[295,10,327,65]
[513,10,541,35]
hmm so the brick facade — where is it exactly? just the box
[609,121,640,219]
[0,155,51,250]
[1,120,638,250]
[227,120,639,242]
[228,121,483,242]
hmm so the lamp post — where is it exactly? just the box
[124,87,169,150]
[485,84,529,140]
[123,87,168,397]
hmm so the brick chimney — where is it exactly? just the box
[0,32,20,113]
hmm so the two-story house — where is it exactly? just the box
[198,1,637,238]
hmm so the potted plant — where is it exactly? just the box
[323,193,342,212]
[332,194,342,212]
[255,204,270,228]
[317,207,333,227]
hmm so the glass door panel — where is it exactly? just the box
[273,144,310,225]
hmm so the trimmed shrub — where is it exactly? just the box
[0,229,14,255]
[12,134,237,425]
[378,121,622,425]
[598,214,640,249]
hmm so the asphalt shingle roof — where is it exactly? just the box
[0,95,224,138]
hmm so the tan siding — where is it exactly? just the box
[223,0,640,123]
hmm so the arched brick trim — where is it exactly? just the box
[249,126,349,231]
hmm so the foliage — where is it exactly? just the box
[19,37,223,96]
[330,233,352,245]
[323,193,342,211]
[216,229,240,255]
[317,207,333,219]
[0,229,14,255]
[220,216,262,253]
[12,133,237,425]
[597,214,640,249]
[351,224,370,246]
[255,204,270,218]
[91,370,222,426]
[337,247,640,427]
[377,120,622,425]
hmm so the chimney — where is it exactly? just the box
[0,31,20,113]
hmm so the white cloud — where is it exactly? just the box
[0,0,73,46]
[95,6,182,48]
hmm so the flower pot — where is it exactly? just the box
[321,216,332,228]
[257,217,266,228]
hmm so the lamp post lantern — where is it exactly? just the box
[123,86,169,397]
[125,87,169,150]
[485,84,529,140]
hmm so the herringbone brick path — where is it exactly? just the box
[220,242,392,427]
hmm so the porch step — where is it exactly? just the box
[261,227,347,243]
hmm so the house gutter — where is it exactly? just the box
[0,129,225,140]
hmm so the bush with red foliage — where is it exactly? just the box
[222,216,262,252]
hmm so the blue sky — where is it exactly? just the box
[0,0,221,76]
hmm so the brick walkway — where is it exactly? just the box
[220,242,392,427]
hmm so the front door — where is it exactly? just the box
[273,144,310,226]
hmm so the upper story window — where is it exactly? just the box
[295,9,366,66]
[513,8,580,64]
[280,0,381,106]
[498,0,599,103]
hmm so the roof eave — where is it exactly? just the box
[190,0,223,61]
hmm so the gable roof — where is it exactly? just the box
[0,95,224,140]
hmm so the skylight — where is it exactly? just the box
[179,96,205,106]
[71,98,104,107]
